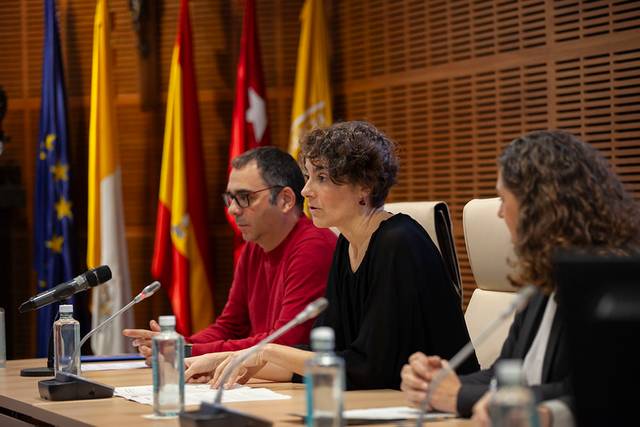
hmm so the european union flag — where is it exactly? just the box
[34,0,74,357]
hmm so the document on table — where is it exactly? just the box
[81,361,149,372]
[115,384,291,406]
[343,406,455,421]
[291,407,455,423]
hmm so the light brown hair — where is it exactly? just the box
[500,130,640,292]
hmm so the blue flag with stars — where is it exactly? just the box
[34,0,74,357]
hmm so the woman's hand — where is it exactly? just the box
[400,352,461,414]
[184,352,231,383]
[471,391,493,426]
[210,346,267,389]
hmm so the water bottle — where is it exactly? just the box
[304,327,345,427]
[53,304,80,375]
[488,359,539,427]
[152,315,185,417]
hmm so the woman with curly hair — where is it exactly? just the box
[400,130,640,425]
[184,121,478,390]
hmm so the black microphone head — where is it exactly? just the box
[87,265,112,287]
[19,300,35,313]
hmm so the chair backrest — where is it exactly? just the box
[384,201,462,301]
[463,197,519,369]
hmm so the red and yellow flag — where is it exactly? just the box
[152,0,214,336]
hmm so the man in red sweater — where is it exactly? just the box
[124,147,336,360]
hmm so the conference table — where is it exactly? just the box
[0,359,472,426]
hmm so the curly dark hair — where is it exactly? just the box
[298,121,398,208]
[500,130,640,292]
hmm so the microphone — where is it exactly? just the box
[38,281,162,401]
[416,285,538,425]
[69,281,162,372]
[180,297,329,427]
[19,266,112,313]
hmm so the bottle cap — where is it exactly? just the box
[495,359,524,386]
[310,326,334,351]
[59,304,73,314]
[158,315,176,327]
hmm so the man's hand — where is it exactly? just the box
[400,352,461,414]
[184,352,232,383]
[122,319,161,364]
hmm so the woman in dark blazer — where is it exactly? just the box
[401,130,640,425]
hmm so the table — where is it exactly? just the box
[0,359,472,426]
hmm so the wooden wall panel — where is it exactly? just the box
[1,0,639,358]
[331,0,640,306]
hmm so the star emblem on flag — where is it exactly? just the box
[246,87,267,143]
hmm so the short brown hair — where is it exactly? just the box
[500,130,640,292]
[299,121,398,208]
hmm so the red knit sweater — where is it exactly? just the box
[187,216,336,355]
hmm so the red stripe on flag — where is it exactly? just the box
[151,201,171,280]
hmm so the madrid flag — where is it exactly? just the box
[227,0,270,263]
[87,0,133,354]
[288,0,332,158]
[152,0,215,336]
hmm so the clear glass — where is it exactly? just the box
[152,323,185,417]
[53,311,80,375]
[305,351,345,427]
[0,308,6,368]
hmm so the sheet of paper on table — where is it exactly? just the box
[344,406,455,421]
[115,384,291,406]
[81,361,149,372]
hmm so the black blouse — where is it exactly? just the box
[300,213,478,390]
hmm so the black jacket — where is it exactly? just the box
[457,292,572,417]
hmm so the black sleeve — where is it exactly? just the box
[325,221,475,390]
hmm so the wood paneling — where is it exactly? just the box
[0,0,639,358]
[332,0,640,306]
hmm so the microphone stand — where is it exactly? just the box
[180,297,329,427]
[20,313,57,377]
[415,285,538,425]
[37,281,161,401]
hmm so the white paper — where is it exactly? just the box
[114,384,291,406]
[344,406,455,421]
[81,361,149,372]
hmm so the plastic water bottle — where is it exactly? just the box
[488,359,539,427]
[152,315,184,417]
[304,327,345,427]
[53,304,80,375]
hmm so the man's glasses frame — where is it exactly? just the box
[222,185,284,208]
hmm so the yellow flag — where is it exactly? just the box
[87,0,133,354]
[288,0,332,158]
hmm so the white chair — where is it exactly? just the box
[384,201,462,301]
[463,197,519,369]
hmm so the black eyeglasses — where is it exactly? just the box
[222,185,284,208]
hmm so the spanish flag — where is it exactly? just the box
[288,0,332,158]
[87,0,133,354]
[152,0,215,336]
